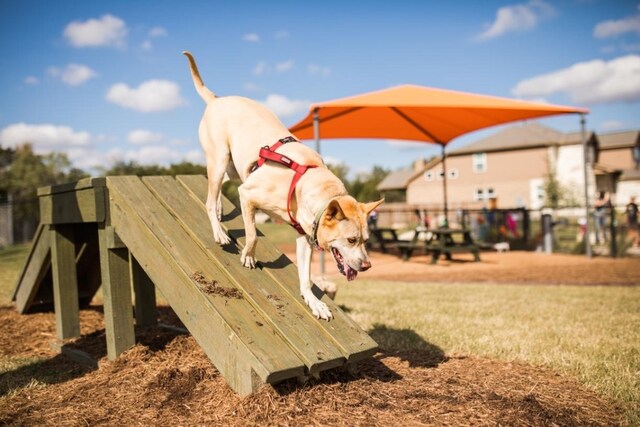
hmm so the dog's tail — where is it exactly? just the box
[182,51,216,104]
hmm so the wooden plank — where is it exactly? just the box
[50,224,80,339]
[177,175,378,363]
[106,176,305,392]
[98,225,136,359]
[37,177,106,196]
[130,253,158,327]
[39,187,106,225]
[13,224,51,313]
[142,176,345,374]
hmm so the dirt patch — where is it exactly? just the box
[0,306,623,426]
[190,271,243,299]
[279,245,640,286]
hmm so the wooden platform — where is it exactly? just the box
[12,175,377,395]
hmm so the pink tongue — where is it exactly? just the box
[346,266,358,281]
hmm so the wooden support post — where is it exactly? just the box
[50,224,80,339]
[98,225,136,359]
[130,253,157,327]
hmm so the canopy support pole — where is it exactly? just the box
[441,144,449,227]
[313,108,326,274]
[581,113,592,258]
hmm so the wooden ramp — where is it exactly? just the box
[12,175,377,395]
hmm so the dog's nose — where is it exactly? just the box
[360,259,371,271]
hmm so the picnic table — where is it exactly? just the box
[369,227,481,264]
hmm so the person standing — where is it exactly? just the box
[594,191,611,244]
[625,196,639,247]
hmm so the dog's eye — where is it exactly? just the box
[347,237,357,245]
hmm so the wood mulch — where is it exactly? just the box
[0,306,624,426]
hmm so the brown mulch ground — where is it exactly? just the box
[280,247,640,286]
[0,306,624,426]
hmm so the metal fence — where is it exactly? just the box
[0,197,39,246]
[375,204,637,257]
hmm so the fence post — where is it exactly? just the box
[542,213,554,254]
[609,206,617,258]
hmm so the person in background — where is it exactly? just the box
[625,196,639,247]
[593,191,611,244]
[367,208,379,230]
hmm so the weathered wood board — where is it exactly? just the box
[13,175,378,396]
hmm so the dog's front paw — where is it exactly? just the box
[240,253,256,269]
[213,229,231,245]
[302,293,333,321]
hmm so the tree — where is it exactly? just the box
[3,145,87,239]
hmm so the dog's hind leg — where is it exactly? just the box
[238,183,257,268]
[205,160,231,246]
[297,235,332,320]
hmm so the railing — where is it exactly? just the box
[373,204,637,257]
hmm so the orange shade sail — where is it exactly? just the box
[289,85,588,145]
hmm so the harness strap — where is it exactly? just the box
[252,137,317,235]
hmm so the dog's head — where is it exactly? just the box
[317,196,384,281]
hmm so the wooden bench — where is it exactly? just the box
[424,228,481,264]
[368,227,419,260]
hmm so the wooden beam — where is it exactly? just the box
[50,224,80,339]
[39,187,106,225]
[98,225,136,359]
[130,253,157,327]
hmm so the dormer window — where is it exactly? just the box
[473,153,487,173]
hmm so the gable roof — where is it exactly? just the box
[448,123,566,155]
[377,157,441,191]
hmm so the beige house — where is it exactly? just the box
[378,123,640,210]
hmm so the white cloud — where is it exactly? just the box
[107,146,203,166]
[63,14,127,48]
[127,129,163,144]
[149,26,167,37]
[253,61,268,76]
[600,120,625,131]
[386,139,427,151]
[48,64,97,86]
[477,0,555,41]
[594,13,640,39]
[243,82,261,92]
[275,60,294,72]
[511,54,640,105]
[24,76,39,85]
[141,40,153,51]
[308,64,332,76]
[243,33,260,42]
[275,30,289,40]
[0,123,91,150]
[106,79,186,112]
[260,94,310,118]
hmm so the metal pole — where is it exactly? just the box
[441,144,449,227]
[313,108,326,274]
[581,113,592,258]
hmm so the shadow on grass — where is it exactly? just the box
[369,323,447,368]
[0,354,94,397]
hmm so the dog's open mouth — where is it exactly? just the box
[331,247,358,281]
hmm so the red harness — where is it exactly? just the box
[250,136,317,235]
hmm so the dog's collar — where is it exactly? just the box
[309,196,340,250]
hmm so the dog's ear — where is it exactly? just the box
[325,199,345,223]
[362,198,384,215]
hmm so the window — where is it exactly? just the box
[475,187,497,202]
[448,168,459,179]
[486,188,495,199]
[424,171,433,181]
[473,153,487,173]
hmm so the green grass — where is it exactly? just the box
[337,280,640,424]
[1,240,638,422]
[0,243,29,304]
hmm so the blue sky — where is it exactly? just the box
[1,0,639,176]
